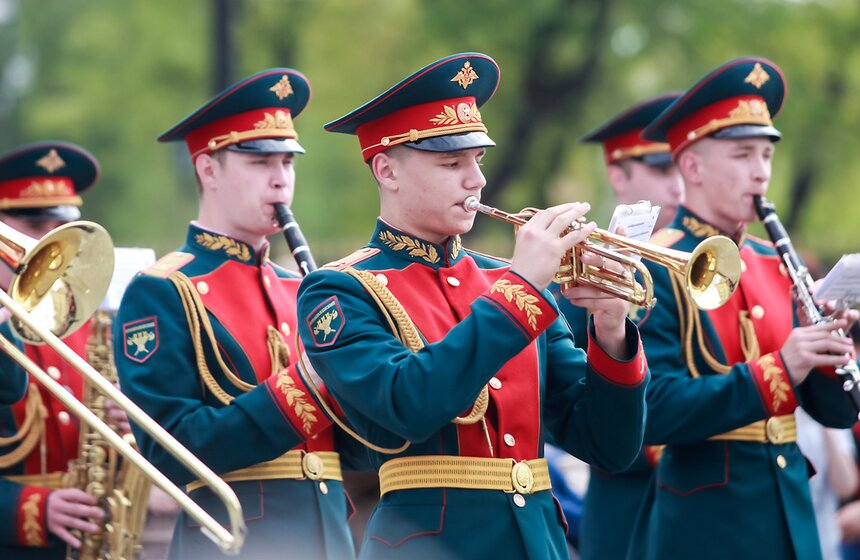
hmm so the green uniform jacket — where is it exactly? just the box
[115,224,354,560]
[297,220,650,560]
[628,207,857,560]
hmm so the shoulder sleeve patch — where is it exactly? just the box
[142,252,194,278]
[322,247,380,271]
[122,317,159,363]
[648,228,684,247]
[305,296,345,347]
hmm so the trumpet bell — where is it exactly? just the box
[8,221,114,343]
[685,235,742,310]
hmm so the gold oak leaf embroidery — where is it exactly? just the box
[195,232,251,262]
[22,493,43,545]
[313,311,338,341]
[431,105,460,126]
[275,371,317,434]
[254,110,294,130]
[491,279,542,330]
[450,236,462,260]
[757,354,790,411]
[378,230,440,264]
[127,331,156,355]
[682,216,720,238]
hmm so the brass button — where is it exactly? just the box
[766,416,785,444]
[489,377,502,390]
[375,273,388,286]
[504,433,516,447]
[751,305,765,320]
[740,260,747,272]
[513,494,526,507]
[319,481,329,494]
[280,322,290,336]
[446,277,461,287]
[47,366,61,380]
[302,452,324,480]
[776,454,787,469]
[263,276,271,288]
[196,281,209,295]
[57,411,70,425]
[511,462,534,494]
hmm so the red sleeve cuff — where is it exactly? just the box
[586,320,647,387]
[266,365,333,439]
[17,486,51,547]
[484,272,558,338]
[750,351,798,416]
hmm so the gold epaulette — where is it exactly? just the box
[142,251,194,278]
[648,228,684,247]
[322,247,380,271]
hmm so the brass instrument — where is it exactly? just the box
[0,222,247,555]
[66,310,153,559]
[464,197,741,310]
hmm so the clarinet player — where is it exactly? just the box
[626,57,859,560]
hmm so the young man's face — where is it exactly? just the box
[611,160,684,230]
[382,146,487,243]
[207,150,296,241]
[684,137,773,232]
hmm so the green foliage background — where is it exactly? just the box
[2,0,858,269]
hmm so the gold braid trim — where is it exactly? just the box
[0,385,47,468]
[342,268,489,425]
[738,310,762,362]
[167,273,257,405]
[670,271,732,376]
[267,326,291,375]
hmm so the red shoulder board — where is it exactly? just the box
[322,247,380,271]
[648,227,684,247]
[142,252,194,278]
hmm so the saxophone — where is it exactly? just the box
[66,310,153,559]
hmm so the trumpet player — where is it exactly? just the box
[0,141,110,556]
[626,57,859,560]
[114,69,355,559]
[296,52,649,560]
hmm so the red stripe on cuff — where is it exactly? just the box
[266,366,332,439]
[17,486,50,547]
[587,331,647,387]
[750,351,798,416]
[486,272,557,338]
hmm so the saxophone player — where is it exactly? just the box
[0,141,114,557]
[113,69,355,559]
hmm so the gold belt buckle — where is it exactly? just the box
[302,452,325,480]
[766,416,785,444]
[511,461,534,494]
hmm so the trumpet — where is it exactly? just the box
[464,197,741,310]
[0,221,247,555]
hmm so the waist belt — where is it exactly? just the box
[187,450,342,493]
[4,471,66,489]
[709,414,797,444]
[378,455,551,497]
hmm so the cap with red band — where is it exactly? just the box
[325,53,500,162]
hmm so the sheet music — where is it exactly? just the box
[101,247,157,312]
[813,253,860,306]
[605,201,661,260]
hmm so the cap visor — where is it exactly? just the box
[2,205,81,222]
[227,138,306,154]
[712,124,782,142]
[404,131,496,153]
[640,151,674,168]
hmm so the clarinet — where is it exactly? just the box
[274,203,318,276]
[754,195,860,417]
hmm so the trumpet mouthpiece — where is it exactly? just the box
[464,197,480,211]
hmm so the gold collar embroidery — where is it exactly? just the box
[194,232,252,262]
